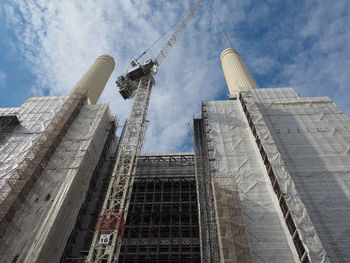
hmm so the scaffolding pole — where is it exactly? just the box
[87,75,153,263]
[0,92,86,237]
[119,154,200,263]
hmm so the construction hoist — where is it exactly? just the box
[87,1,203,262]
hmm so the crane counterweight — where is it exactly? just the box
[116,60,157,99]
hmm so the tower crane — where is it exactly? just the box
[87,1,203,262]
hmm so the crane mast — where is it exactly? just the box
[87,1,203,262]
[87,75,153,262]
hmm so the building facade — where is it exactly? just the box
[192,49,350,263]
[1,48,350,263]
[0,55,116,262]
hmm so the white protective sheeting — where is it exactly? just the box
[0,96,68,189]
[252,87,299,102]
[0,102,114,263]
[243,88,350,262]
[203,99,298,262]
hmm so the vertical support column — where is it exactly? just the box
[220,48,258,95]
[70,55,115,104]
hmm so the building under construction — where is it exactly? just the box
[1,44,350,263]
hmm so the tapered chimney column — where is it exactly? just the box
[220,48,258,95]
[70,54,115,104]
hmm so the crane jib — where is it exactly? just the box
[116,0,203,100]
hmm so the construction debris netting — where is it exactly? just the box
[203,98,299,262]
[193,118,221,263]
[0,98,114,262]
[0,97,68,190]
[243,88,350,262]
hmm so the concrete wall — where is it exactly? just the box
[0,100,115,263]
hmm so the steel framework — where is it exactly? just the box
[193,117,220,263]
[87,76,154,262]
[119,154,200,263]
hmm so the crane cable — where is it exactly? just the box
[135,2,198,62]
[136,0,233,62]
[135,21,177,62]
[207,0,234,48]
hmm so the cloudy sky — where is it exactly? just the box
[1,0,350,153]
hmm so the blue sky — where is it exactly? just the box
[1,0,350,153]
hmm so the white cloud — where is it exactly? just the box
[3,0,350,153]
[228,1,350,117]
[249,56,276,75]
[0,70,6,86]
[279,0,350,114]
[3,0,243,153]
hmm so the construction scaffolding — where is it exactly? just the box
[0,115,19,144]
[193,118,220,263]
[0,96,116,262]
[239,91,310,262]
[0,92,86,237]
[239,87,350,262]
[61,122,117,262]
[118,153,200,263]
[196,99,300,262]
